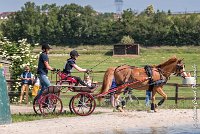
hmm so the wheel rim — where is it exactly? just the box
[69,96,74,114]
[71,93,96,116]
[39,94,63,115]
[33,95,41,114]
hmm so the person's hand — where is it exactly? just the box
[52,68,57,72]
[86,69,92,74]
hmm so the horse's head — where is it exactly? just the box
[156,57,186,78]
[173,59,186,78]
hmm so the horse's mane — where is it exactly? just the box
[156,57,178,68]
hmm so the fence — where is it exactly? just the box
[6,78,199,105]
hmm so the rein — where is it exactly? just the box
[90,44,137,70]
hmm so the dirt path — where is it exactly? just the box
[0,105,200,134]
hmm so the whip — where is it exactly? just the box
[90,44,137,70]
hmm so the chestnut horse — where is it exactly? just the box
[98,57,186,112]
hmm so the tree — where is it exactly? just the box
[1,2,42,44]
[40,4,62,44]
[145,5,155,16]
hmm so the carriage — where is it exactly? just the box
[33,57,186,116]
[32,69,141,116]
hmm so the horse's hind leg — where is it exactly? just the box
[114,94,124,112]
[156,87,167,106]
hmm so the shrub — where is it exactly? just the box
[120,35,134,45]
[0,38,38,91]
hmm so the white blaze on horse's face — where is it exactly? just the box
[175,63,186,78]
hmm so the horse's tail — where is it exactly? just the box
[97,67,115,102]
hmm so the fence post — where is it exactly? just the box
[0,65,12,125]
[175,84,179,105]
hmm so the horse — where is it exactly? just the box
[98,57,186,112]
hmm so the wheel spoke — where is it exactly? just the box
[71,93,96,116]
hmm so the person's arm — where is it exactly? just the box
[41,53,55,71]
[20,73,28,80]
[44,61,54,71]
[20,73,24,80]
[72,64,87,72]
[29,73,34,81]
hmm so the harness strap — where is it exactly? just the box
[144,65,154,91]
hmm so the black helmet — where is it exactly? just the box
[41,43,52,50]
[70,50,80,57]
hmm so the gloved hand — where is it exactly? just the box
[86,69,92,74]
[52,68,57,72]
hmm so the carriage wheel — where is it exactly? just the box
[33,95,41,114]
[71,93,96,116]
[69,96,74,114]
[39,94,63,115]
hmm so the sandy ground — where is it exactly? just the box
[0,105,200,134]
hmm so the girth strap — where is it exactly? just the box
[144,65,154,91]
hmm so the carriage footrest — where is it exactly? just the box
[73,86,98,93]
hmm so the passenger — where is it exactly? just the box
[84,75,92,87]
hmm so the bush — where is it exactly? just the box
[0,38,38,91]
[120,35,134,44]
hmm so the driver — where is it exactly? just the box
[63,50,95,89]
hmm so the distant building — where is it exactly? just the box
[0,12,15,20]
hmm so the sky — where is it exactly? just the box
[0,0,200,13]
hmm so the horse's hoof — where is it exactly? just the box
[122,106,126,109]
[113,109,117,112]
[118,107,124,112]
[155,104,158,108]
[147,110,155,113]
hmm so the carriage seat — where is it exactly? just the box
[57,72,77,84]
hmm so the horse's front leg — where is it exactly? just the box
[156,87,167,106]
[114,94,124,112]
[151,88,157,112]
[151,87,167,112]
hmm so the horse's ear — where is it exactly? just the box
[179,58,184,62]
[178,58,184,63]
[172,55,177,58]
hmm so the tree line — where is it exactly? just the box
[1,2,200,46]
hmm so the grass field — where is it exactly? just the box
[44,45,200,109]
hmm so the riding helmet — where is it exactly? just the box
[70,50,80,57]
[41,43,52,50]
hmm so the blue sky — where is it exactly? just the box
[0,0,200,13]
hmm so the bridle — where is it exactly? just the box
[174,63,186,78]
[157,62,186,79]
